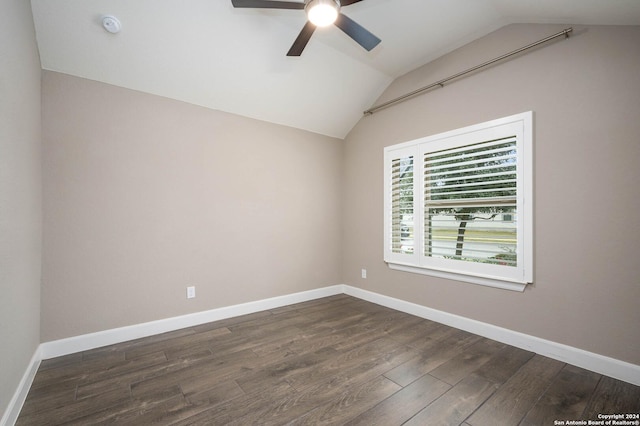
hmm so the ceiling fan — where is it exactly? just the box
[231,0,381,56]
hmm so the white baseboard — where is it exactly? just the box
[37,284,640,385]
[40,285,345,359]
[343,285,640,386]
[6,283,639,425]
[0,346,41,426]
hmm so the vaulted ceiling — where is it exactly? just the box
[30,0,640,138]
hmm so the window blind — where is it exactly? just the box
[391,155,414,254]
[423,137,517,266]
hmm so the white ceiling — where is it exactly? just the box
[30,0,640,138]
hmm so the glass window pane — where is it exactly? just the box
[425,207,517,266]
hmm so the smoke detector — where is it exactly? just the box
[102,15,121,34]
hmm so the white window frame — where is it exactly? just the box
[384,112,533,291]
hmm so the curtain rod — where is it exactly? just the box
[364,27,573,115]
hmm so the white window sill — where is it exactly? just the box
[387,262,529,292]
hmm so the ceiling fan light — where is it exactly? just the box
[306,0,339,27]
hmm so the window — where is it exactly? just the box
[384,112,533,291]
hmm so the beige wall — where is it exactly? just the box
[41,71,343,341]
[0,0,42,415]
[343,24,640,365]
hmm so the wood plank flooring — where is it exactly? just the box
[16,295,640,425]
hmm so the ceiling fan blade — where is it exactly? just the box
[340,0,364,6]
[287,21,316,56]
[334,13,381,51]
[231,0,304,9]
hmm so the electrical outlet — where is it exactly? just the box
[361,269,367,279]
[186,286,196,299]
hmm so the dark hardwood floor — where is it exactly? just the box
[16,295,640,425]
